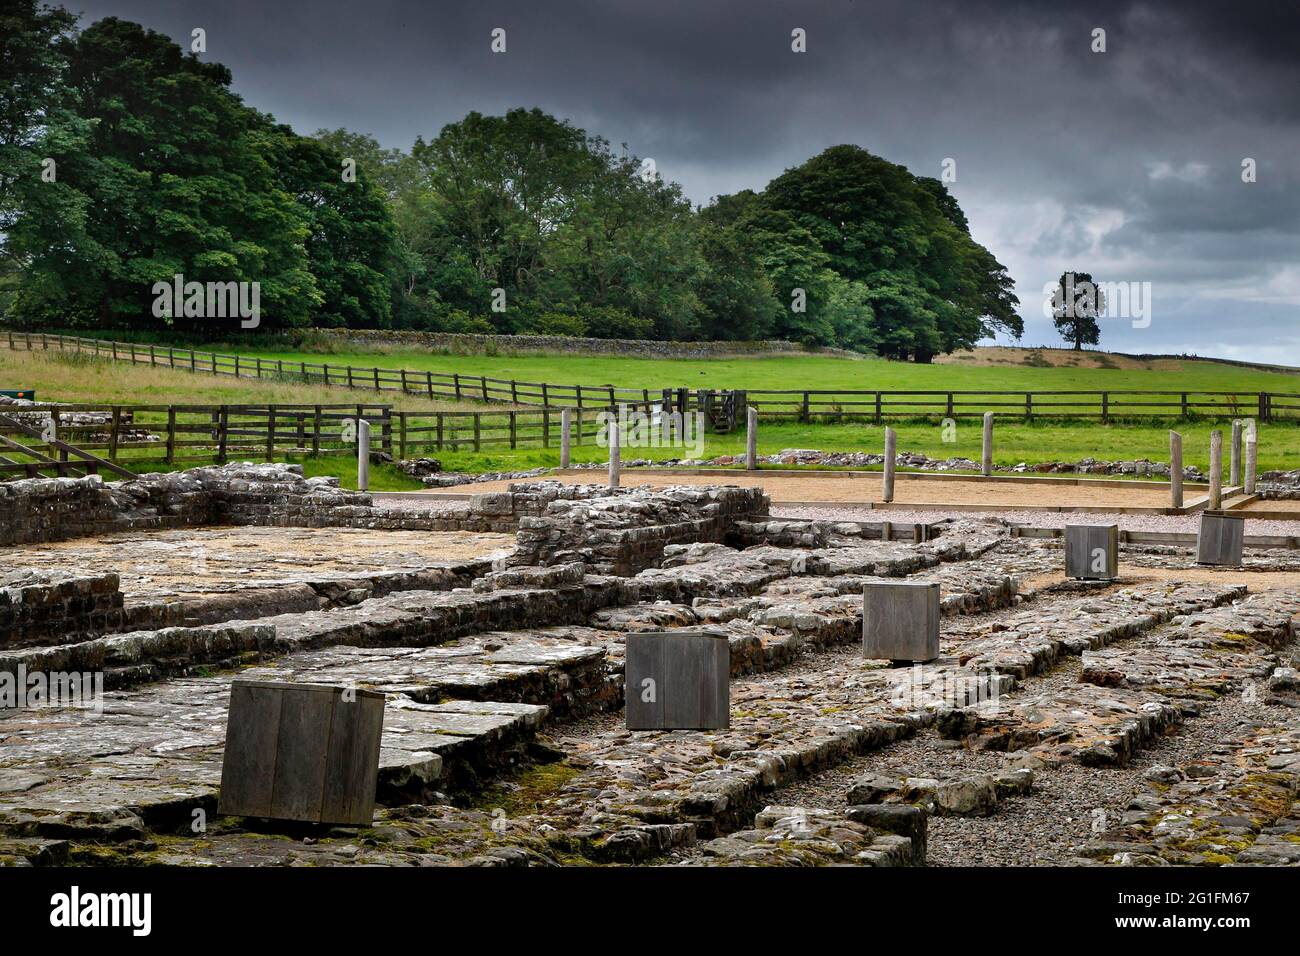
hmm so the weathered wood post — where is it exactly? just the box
[1196,513,1244,566]
[624,630,730,730]
[218,680,385,826]
[1208,429,1223,510]
[745,407,758,470]
[560,408,573,468]
[357,419,370,492]
[981,411,993,477]
[882,427,897,503]
[1244,419,1257,495]
[863,581,940,663]
[1065,524,1119,580]
[1169,431,1183,509]
[607,412,620,489]
[1230,419,1243,487]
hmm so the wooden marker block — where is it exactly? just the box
[218,679,385,826]
[1065,524,1119,580]
[863,581,940,663]
[625,630,730,730]
[1196,513,1244,567]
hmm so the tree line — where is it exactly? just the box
[1,2,1024,360]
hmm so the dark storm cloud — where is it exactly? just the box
[66,0,1300,360]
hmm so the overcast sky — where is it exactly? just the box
[69,0,1300,362]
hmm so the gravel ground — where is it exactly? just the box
[774,505,1300,538]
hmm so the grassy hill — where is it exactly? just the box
[230,342,1300,395]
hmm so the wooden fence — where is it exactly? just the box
[7,330,1299,423]
[0,402,624,475]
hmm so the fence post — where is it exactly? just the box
[166,408,176,464]
[1025,392,1033,420]
[800,391,810,424]
[608,414,620,489]
[745,407,758,470]
[560,408,572,467]
[373,367,380,391]
[436,412,444,451]
[426,370,434,399]
[399,413,408,459]
[265,405,276,462]
[473,413,481,451]
[882,427,896,503]
[1244,419,1257,495]
[981,411,994,477]
[481,377,488,402]
[509,411,517,449]
[542,383,549,407]
[1230,419,1243,487]
[1101,391,1109,423]
[357,419,370,491]
[380,409,392,456]
[542,408,550,448]
[217,407,229,463]
[109,407,121,461]
[312,406,321,455]
[1169,431,1183,509]
[1208,429,1222,510]
[875,392,882,425]
[454,373,461,401]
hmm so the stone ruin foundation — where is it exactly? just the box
[2,463,1300,867]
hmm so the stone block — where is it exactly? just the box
[863,581,939,663]
[625,630,730,730]
[1065,524,1119,580]
[218,679,385,826]
[1196,513,1244,566]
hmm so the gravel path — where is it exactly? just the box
[774,504,1300,538]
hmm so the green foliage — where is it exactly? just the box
[1,9,1022,361]
[1052,271,1104,350]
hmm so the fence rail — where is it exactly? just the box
[6,330,1299,424]
[0,401,629,475]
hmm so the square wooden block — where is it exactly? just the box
[863,581,940,663]
[1065,524,1119,580]
[1197,513,1244,567]
[625,630,730,730]
[218,679,385,826]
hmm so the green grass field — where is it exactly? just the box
[4,344,1298,485]
[234,345,1300,395]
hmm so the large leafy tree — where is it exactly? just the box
[760,145,1021,361]
[1052,270,1104,349]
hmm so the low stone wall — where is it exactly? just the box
[0,463,522,547]
[313,328,860,360]
[0,570,125,650]
[505,482,770,574]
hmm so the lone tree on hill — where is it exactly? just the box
[1052,271,1105,350]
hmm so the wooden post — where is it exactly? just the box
[166,408,176,464]
[218,680,385,826]
[109,407,122,461]
[1244,419,1257,495]
[745,407,758,470]
[863,581,939,663]
[436,413,444,451]
[1208,429,1223,510]
[882,426,896,503]
[624,631,730,731]
[357,419,370,491]
[312,406,321,456]
[608,413,621,489]
[453,373,461,401]
[473,413,481,451]
[1169,431,1183,509]
[1230,419,1243,487]
[542,408,550,448]
[217,407,229,463]
[265,405,276,461]
[981,411,993,476]
[1065,524,1119,580]
[509,411,517,449]
[399,413,408,459]
[560,408,572,468]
